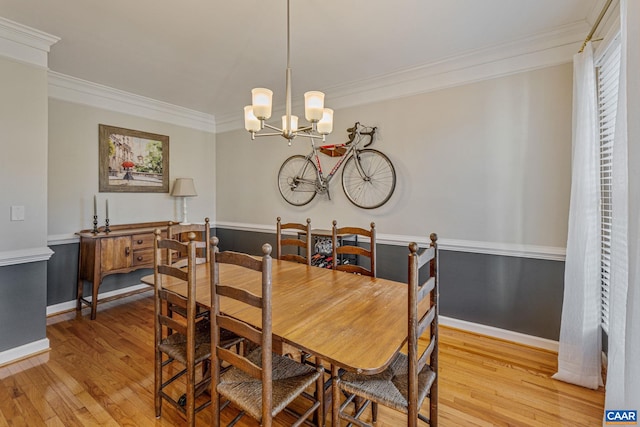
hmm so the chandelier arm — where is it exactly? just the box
[263,123,284,132]
[253,132,286,138]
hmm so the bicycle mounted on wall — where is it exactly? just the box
[277,122,396,209]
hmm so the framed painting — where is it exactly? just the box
[98,124,169,193]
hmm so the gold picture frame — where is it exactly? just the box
[98,124,169,193]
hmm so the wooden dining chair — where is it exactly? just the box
[166,218,211,320]
[209,237,324,427]
[276,217,312,265]
[333,233,439,427]
[153,230,211,427]
[331,220,376,277]
[167,217,210,267]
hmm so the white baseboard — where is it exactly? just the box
[46,283,151,316]
[440,315,559,352]
[0,338,50,367]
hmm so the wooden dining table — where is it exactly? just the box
[142,258,412,375]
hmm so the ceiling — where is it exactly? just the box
[0,0,604,128]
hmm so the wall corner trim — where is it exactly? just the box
[440,316,559,352]
[0,338,50,367]
[0,17,59,68]
[0,246,54,267]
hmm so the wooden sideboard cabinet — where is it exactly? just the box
[77,221,171,319]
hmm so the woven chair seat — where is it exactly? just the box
[340,353,436,414]
[158,323,211,364]
[217,347,321,421]
[158,320,242,364]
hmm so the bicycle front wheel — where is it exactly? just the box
[278,155,318,206]
[342,149,396,209]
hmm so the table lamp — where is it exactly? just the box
[171,178,197,225]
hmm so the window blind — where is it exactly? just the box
[596,38,620,334]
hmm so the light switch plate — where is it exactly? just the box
[11,205,25,221]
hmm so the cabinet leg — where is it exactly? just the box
[77,279,83,311]
[91,279,99,320]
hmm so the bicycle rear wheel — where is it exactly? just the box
[342,149,396,209]
[278,155,318,206]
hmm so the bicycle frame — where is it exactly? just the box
[298,124,375,196]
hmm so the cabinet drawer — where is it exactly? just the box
[132,249,154,266]
[132,233,154,249]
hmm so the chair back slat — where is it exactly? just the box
[417,276,436,304]
[216,285,263,308]
[216,250,264,271]
[159,288,188,309]
[217,347,263,380]
[416,337,436,372]
[416,305,436,339]
[332,220,376,277]
[217,314,263,345]
[157,264,189,282]
[336,244,372,258]
[276,217,312,265]
[158,313,188,335]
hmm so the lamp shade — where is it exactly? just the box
[171,178,197,197]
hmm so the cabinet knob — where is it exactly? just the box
[137,256,143,261]
[137,239,143,244]
[125,247,131,256]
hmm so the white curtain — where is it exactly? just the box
[552,41,603,389]
[605,0,640,413]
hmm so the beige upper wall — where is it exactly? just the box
[0,57,49,252]
[216,63,572,248]
[48,98,216,236]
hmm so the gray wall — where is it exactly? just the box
[0,263,47,352]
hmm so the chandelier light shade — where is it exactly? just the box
[244,0,334,143]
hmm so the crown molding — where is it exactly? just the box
[215,21,588,133]
[0,17,59,68]
[0,246,54,267]
[214,221,566,261]
[48,71,216,133]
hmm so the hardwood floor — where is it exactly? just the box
[0,293,604,426]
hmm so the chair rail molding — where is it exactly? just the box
[0,17,59,68]
[0,247,54,267]
[214,221,566,261]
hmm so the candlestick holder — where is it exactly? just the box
[104,218,111,233]
[92,215,99,234]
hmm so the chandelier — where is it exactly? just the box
[243,0,334,143]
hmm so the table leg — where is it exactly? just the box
[332,365,340,426]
